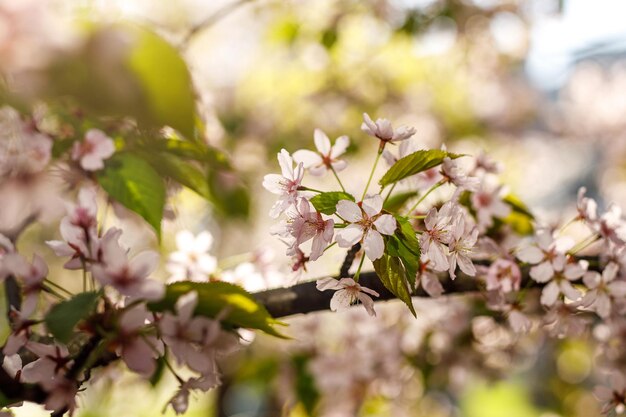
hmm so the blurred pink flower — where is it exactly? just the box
[71,128,115,171]
[167,230,217,282]
[582,262,626,318]
[91,229,164,300]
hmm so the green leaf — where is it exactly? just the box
[292,354,320,416]
[394,216,420,257]
[97,153,166,237]
[137,150,211,200]
[310,192,355,215]
[379,150,462,187]
[207,169,250,219]
[127,27,196,139]
[40,24,196,138]
[383,191,418,212]
[149,356,166,386]
[148,281,288,338]
[503,194,534,219]
[373,254,417,317]
[45,291,99,344]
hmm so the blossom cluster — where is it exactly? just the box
[264,114,626,415]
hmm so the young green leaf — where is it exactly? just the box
[45,291,100,344]
[137,150,211,200]
[503,194,534,219]
[373,254,417,317]
[379,150,462,187]
[383,191,418,212]
[97,153,166,237]
[148,281,288,338]
[310,192,355,215]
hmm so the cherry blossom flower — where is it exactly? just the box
[3,353,22,380]
[167,230,217,282]
[71,128,115,171]
[263,149,304,218]
[0,106,52,178]
[508,309,532,334]
[113,305,162,377]
[293,129,349,176]
[516,230,574,282]
[594,371,626,414]
[419,202,456,271]
[484,259,521,293]
[91,229,164,301]
[596,204,626,246]
[168,377,217,415]
[582,262,626,318]
[316,277,380,316]
[416,264,444,297]
[576,187,597,223]
[3,253,47,316]
[447,216,478,279]
[471,182,511,232]
[441,157,480,192]
[46,187,99,269]
[275,198,334,261]
[160,291,239,376]
[543,301,589,338]
[361,113,416,146]
[334,195,396,261]
[21,342,72,385]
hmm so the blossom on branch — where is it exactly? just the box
[316,277,380,317]
[263,149,304,218]
[167,230,217,282]
[334,195,396,261]
[361,113,416,146]
[293,129,349,176]
[71,128,115,171]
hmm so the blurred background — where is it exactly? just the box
[2,0,625,416]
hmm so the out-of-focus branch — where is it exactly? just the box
[180,0,255,48]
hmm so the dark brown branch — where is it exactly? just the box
[253,269,491,318]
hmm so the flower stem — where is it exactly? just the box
[569,234,600,255]
[299,186,324,193]
[323,241,337,253]
[361,151,382,201]
[44,279,74,297]
[382,183,397,206]
[406,180,445,215]
[330,166,346,193]
[353,254,366,282]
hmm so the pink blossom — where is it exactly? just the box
[46,188,99,269]
[416,266,444,297]
[3,253,47,316]
[508,309,532,334]
[91,229,164,301]
[576,187,597,223]
[361,113,416,145]
[114,305,162,377]
[159,291,239,376]
[71,128,115,171]
[263,149,305,218]
[334,195,396,261]
[485,259,521,293]
[419,202,456,271]
[0,106,52,177]
[167,230,217,282]
[594,371,626,415]
[596,204,626,246]
[516,230,574,282]
[293,129,349,176]
[471,182,511,232]
[446,215,478,279]
[21,342,72,385]
[316,277,380,317]
[582,262,626,318]
[441,157,480,191]
[543,301,589,338]
[279,198,334,261]
[168,377,218,415]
